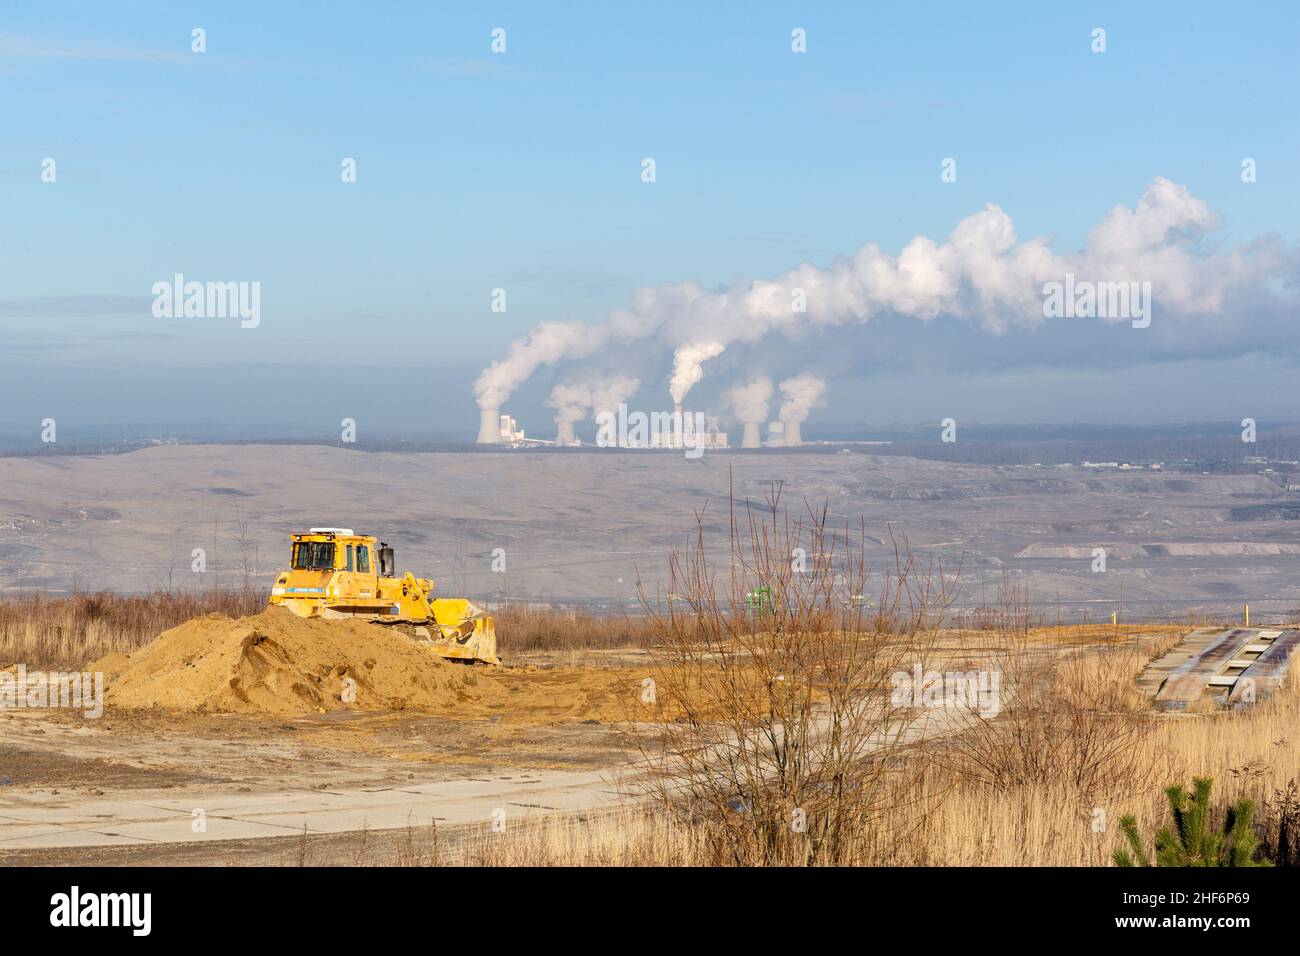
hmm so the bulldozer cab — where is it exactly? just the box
[275,528,384,609]
[290,530,376,576]
[268,527,499,664]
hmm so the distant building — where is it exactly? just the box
[647,425,728,449]
[498,415,525,443]
[698,428,728,449]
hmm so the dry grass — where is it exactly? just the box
[381,560,1298,867]
[0,589,263,667]
[0,588,1179,671]
[448,809,708,866]
[0,590,672,667]
[877,668,1300,866]
[490,604,666,653]
[372,671,1299,867]
[934,615,1172,800]
[3,570,1294,867]
[5,588,1025,668]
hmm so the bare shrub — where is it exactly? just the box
[1251,777,1299,867]
[635,480,956,866]
[939,576,1166,801]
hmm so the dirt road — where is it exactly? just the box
[0,695,637,864]
[0,766,625,860]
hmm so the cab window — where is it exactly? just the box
[356,546,370,573]
[291,541,335,570]
[346,544,354,571]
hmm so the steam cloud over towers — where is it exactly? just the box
[547,376,641,444]
[727,377,773,448]
[777,375,826,447]
[473,178,1296,442]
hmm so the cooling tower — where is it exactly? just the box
[783,422,802,447]
[557,421,576,445]
[767,422,785,448]
[477,408,502,444]
[742,422,762,448]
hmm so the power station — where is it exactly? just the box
[477,407,802,449]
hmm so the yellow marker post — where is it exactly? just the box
[1111,610,1117,626]
[1244,604,1249,627]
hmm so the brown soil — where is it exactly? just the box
[93,609,650,722]
[0,742,199,790]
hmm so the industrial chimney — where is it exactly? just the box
[741,422,762,448]
[767,422,785,448]
[783,422,802,447]
[556,421,576,445]
[477,408,502,444]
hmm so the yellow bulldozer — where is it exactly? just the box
[267,528,498,664]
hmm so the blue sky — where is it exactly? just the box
[1,1,1297,432]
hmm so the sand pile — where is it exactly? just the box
[95,610,495,716]
[92,609,642,721]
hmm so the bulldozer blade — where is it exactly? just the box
[355,602,500,665]
[428,598,500,665]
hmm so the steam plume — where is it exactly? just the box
[476,321,608,410]
[669,341,725,404]
[547,382,592,434]
[589,375,640,418]
[778,374,826,424]
[476,178,1294,409]
[726,376,773,423]
[546,375,641,434]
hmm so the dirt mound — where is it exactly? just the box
[93,609,643,721]
[94,611,480,715]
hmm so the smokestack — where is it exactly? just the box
[477,408,502,444]
[767,422,785,448]
[777,375,823,448]
[556,421,575,445]
[727,377,774,449]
